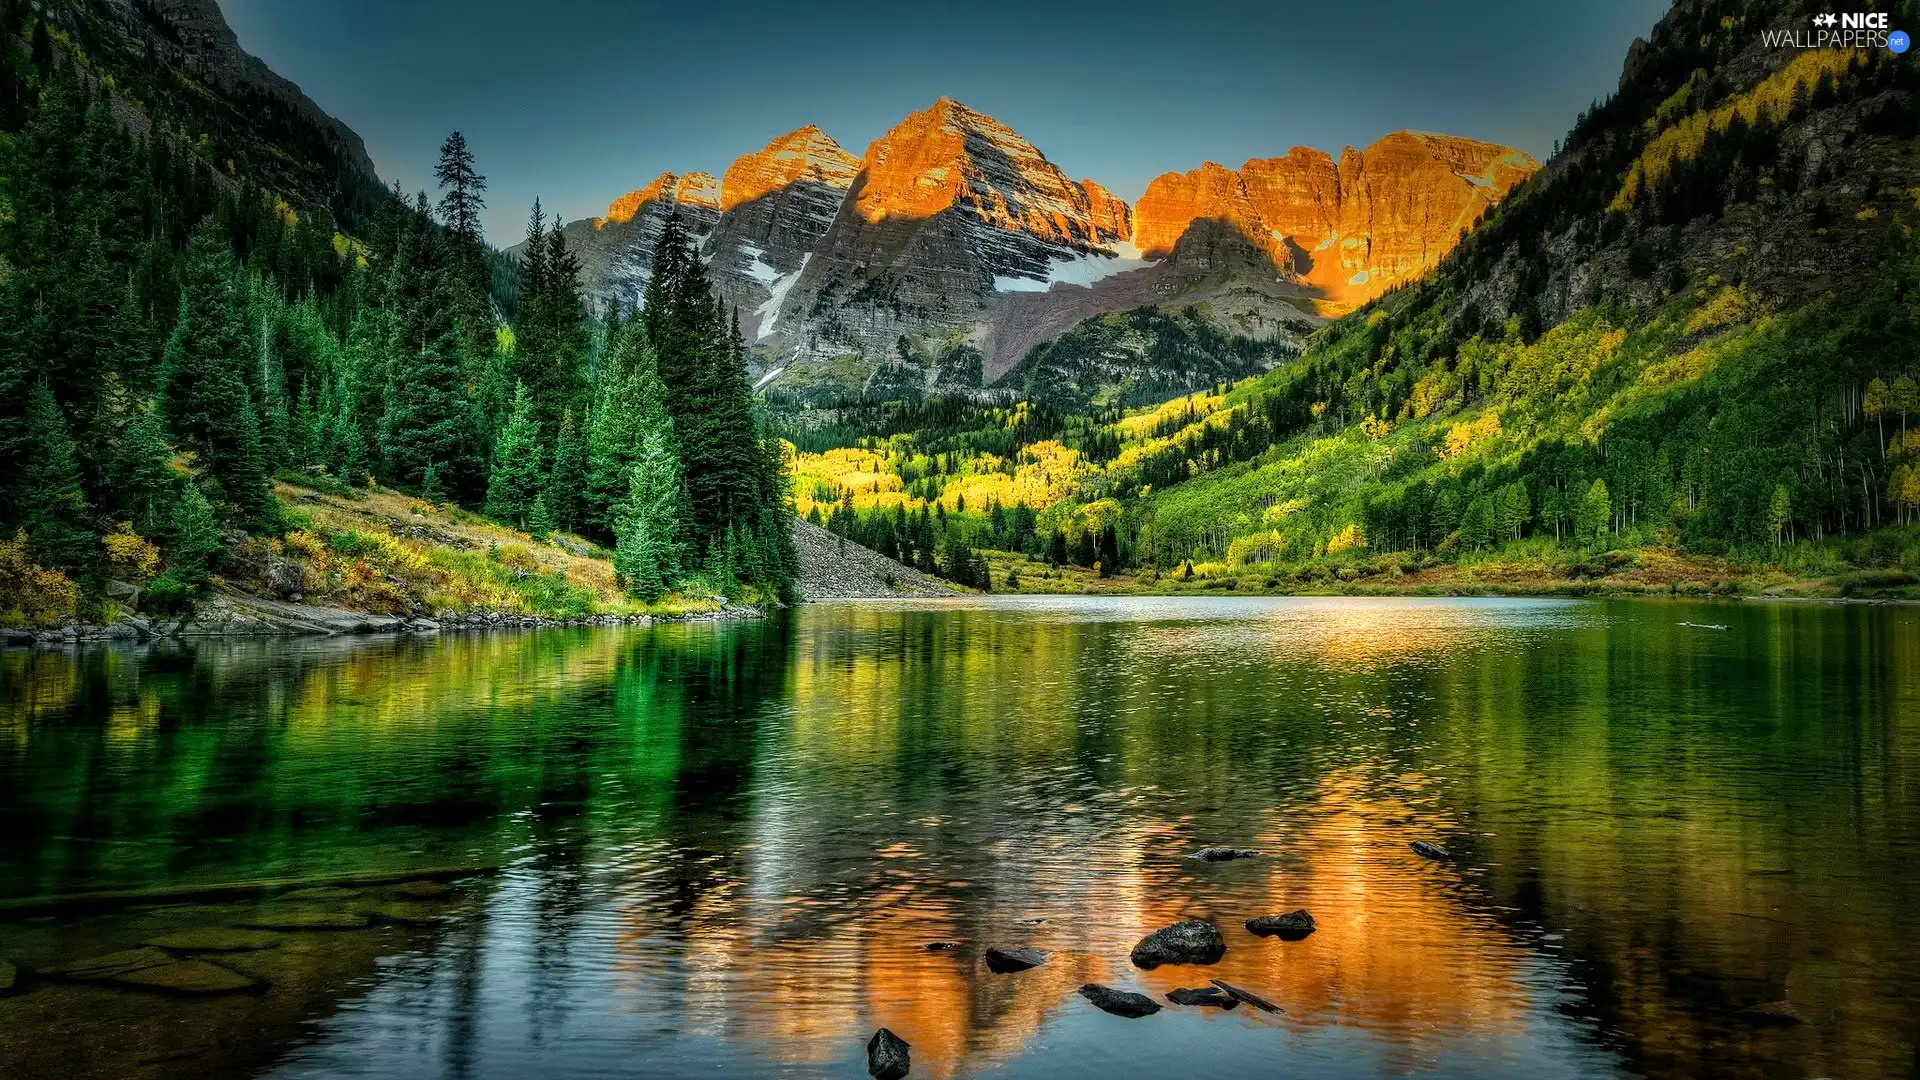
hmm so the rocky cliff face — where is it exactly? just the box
[1131,133,1539,310]
[549,100,1537,403]
[545,171,724,313]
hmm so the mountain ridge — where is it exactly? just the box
[526,101,1540,405]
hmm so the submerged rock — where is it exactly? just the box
[1410,841,1452,861]
[984,945,1049,973]
[279,887,365,901]
[922,941,961,952]
[1208,979,1283,1014]
[1130,920,1227,969]
[1189,847,1260,862]
[1739,1000,1806,1026]
[112,959,259,995]
[391,880,455,900]
[144,929,283,952]
[1246,909,1317,939]
[867,1027,911,1079]
[1078,983,1162,1018]
[364,902,456,926]
[43,947,175,981]
[0,960,15,993]
[1166,985,1237,1008]
[237,909,371,931]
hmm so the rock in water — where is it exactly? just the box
[144,929,283,952]
[1166,986,1238,1008]
[1130,920,1227,969]
[1246,909,1317,939]
[1410,841,1452,861]
[391,880,454,900]
[1738,1001,1805,1026]
[43,947,175,981]
[1190,847,1260,862]
[866,1027,911,1079]
[364,902,455,926]
[237,909,370,930]
[1079,983,1163,1018]
[922,941,960,952]
[984,945,1049,973]
[113,959,259,995]
[1208,979,1283,1014]
[279,887,364,901]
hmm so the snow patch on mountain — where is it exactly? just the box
[992,242,1155,293]
[756,253,810,340]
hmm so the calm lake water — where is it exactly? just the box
[2,596,1918,1080]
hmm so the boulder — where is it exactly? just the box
[1738,1000,1805,1026]
[265,557,304,599]
[1190,847,1260,862]
[1246,909,1317,940]
[1208,979,1283,1013]
[43,947,175,981]
[1078,983,1162,1018]
[984,945,1050,973]
[237,909,370,930]
[1130,920,1226,969]
[112,959,259,995]
[144,929,283,952]
[866,1027,911,1079]
[1166,985,1237,1008]
[279,887,364,901]
[364,902,455,926]
[1410,841,1451,861]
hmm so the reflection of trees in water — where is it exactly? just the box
[0,621,798,900]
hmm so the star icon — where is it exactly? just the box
[1813,12,1838,27]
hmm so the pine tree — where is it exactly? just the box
[612,423,689,600]
[165,482,223,587]
[19,383,97,571]
[526,491,556,540]
[545,410,586,533]
[108,401,178,535]
[380,262,478,492]
[161,221,273,526]
[484,383,543,525]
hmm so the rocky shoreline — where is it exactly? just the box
[2,587,766,649]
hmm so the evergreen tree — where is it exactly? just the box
[161,221,274,526]
[19,383,96,571]
[380,262,478,491]
[612,423,689,600]
[484,383,544,525]
[545,410,586,533]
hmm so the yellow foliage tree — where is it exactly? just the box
[0,530,80,627]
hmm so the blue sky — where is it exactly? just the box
[221,0,1673,244]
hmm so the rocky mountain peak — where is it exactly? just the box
[1129,131,1540,310]
[601,171,720,227]
[850,98,1125,248]
[720,126,860,211]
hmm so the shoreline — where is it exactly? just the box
[4,594,768,649]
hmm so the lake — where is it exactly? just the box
[2,596,1917,1079]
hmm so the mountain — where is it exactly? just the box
[1054,0,1920,585]
[71,0,383,212]
[541,100,1538,405]
[1130,133,1539,309]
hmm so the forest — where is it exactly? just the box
[0,2,795,627]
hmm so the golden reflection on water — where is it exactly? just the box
[5,598,1920,1080]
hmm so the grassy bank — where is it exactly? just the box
[976,534,1920,602]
